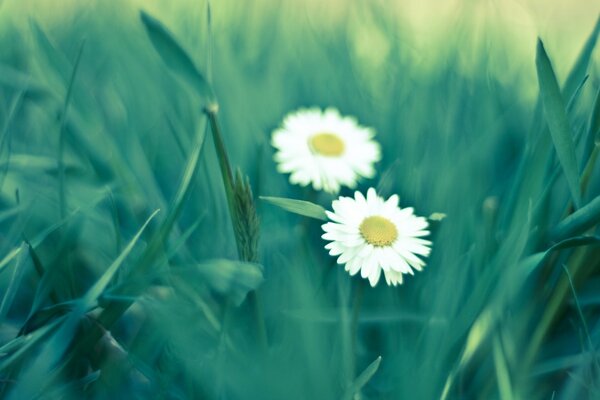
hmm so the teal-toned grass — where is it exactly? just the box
[0,1,599,399]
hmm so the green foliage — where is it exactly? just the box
[260,196,328,221]
[0,1,599,399]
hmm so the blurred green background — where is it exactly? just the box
[0,0,599,399]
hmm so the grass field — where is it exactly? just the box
[0,0,600,399]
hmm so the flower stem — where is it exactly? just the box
[350,282,365,380]
[204,106,268,351]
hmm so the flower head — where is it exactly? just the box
[271,108,381,193]
[321,188,432,286]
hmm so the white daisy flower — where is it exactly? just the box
[271,107,381,194]
[321,188,432,287]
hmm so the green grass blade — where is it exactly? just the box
[82,209,159,306]
[260,196,327,221]
[58,40,85,219]
[343,356,382,399]
[536,39,582,208]
[521,235,600,276]
[561,265,593,350]
[492,336,514,400]
[29,20,71,85]
[0,243,30,319]
[552,195,600,240]
[592,87,600,145]
[140,11,216,105]
[562,15,600,100]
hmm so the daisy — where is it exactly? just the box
[321,188,432,287]
[271,108,381,194]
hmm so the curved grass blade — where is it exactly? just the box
[140,11,216,105]
[260,196,327,221]
[552,196,600,240]
[536,39,581,208]
[521,235,600,276]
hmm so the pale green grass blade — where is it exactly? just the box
[492,336,514,400]
[552,196,600,240]
[343,356,382,399]
[140,11,215,105]
[536,39,582,208]
[260,196,327,221]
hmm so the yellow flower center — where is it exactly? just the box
[359,216,398,247]
[309,133,345,157]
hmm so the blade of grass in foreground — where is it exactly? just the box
[140,11,216,106]
[552,195,600,240]
[536,39,582,209]
[260,196,327,221]
[342,356,382,400]
[6,210,159,399]
[562,15,600,101]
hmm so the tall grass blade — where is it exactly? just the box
[58,40,85,219]
[492,336,514,400]
[140,11,216,105]
[0,243,30,319]
[562,15,600,100]
[343,355,382,399]
[82,209,159,306]
[260,196,327,221]
[536,39,582,208]
[552,196,600,240]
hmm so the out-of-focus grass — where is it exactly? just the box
[0,0,599,399]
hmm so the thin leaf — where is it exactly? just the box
[492,336,514,400]
[58,40,85,219]
[0,243,30,319]
[140,11,215,104]
[565,75,588,114]
[561,265,593,351]
[521,236,600,276]
[592,87,600,145]
[260,196,327,221]
[82,209,160,306]
[552,196,600,240]
[582,87,600,166]
[29,20,71,85]
[343,356,382,399]
[536,39,582,208]
[563,15,600,100]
